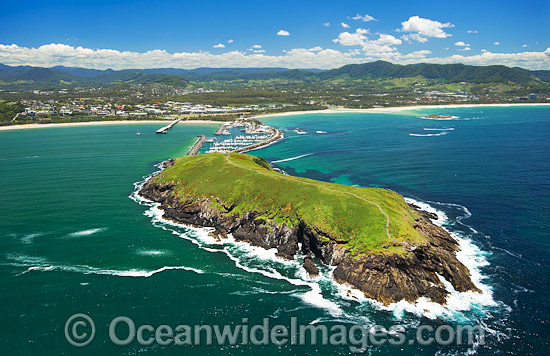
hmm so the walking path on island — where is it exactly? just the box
[223,153,407,247]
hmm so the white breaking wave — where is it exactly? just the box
[21,233,42,244]
[68,227,106,237]
[130,167,343,316]
[424,127,455,131]
[420,115,460,121]
[136,249,170,256]
[409,132,449,137]
[316,130,327,134]
[129,160,502,323]
[271,153,313,163]
[6,254,204,277]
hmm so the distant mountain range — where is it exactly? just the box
[0,61,548,88]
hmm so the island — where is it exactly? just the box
[139,152,480,305]
[421,114,455,120]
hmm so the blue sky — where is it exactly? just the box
[0,0,548,69]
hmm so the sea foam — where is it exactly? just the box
[130,160,502,322]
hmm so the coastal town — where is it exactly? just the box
[1,86,546,127]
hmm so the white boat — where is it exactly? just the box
[136,129,141,135]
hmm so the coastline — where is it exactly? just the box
[2,102,549,132]
[251,102,550,120]
[0,119,220,131]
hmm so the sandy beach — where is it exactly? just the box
[0,119,220,131]
[251,103,550,120]
[1,103,549,131]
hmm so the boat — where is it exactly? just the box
[136,129,141,135]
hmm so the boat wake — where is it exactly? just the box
[409,132,449,137]
[67,227,106,237]
[271,153,313,163]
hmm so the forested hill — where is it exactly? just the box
[0,61,549,88]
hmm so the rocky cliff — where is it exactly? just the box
[139,169,480,305]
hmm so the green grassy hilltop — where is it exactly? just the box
[154,153,427,256]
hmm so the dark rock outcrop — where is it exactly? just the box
[139,180,481,305]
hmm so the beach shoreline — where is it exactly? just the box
[2,103,549,131]
[251,103,550,120]
[0,119,220,131]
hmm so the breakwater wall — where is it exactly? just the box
[187,135,207,155]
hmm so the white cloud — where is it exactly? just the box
[213,43,225,48]
[251,44,262,49]
[399,16,454,42]
[401,33,428,43]
[375,34,402,46]
[349,13,377,22]
[494,41,500,45]
[228,39,234,44]
[277,30,290,36]
[402,50,432,59]
[333,29,369,46]
[340,22,350,28]
[0,43,548,71]
[467,30,478,34]
[454,41,470,47]
[308,46,323,52]
[481,49,488,52]
[333,31,401,55]
[458,47,471,51]
[323,22,330,27]
[522,44,528,48]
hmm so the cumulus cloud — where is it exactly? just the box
[333,31,401,55]
[277,30,290,36]
[340,22,350,28]
[399,16,454,42]
[458,47,471,51]
[308,46,323,52]
[522,44,528,48]
[213,43,225,48]
[228,39,234,43]
[494,41,500,45]
[454,41,470,47]
[375,34,402,46]
[401,33,428,43]
[333,29,369,46]
[0,43,548,70]
[402,50,432,59]
[251,44,262,49]
[349,13,377,22]
[467,30,478,34]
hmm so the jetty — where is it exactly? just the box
[156,118,181,134]
[213,123,226,135]
[187,135,207,155]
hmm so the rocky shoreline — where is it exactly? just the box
[139,161,480,305]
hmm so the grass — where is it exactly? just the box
[154,152,427,256]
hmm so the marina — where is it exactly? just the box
[201,119,282,154]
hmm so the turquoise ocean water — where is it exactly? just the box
[1,106,549,355]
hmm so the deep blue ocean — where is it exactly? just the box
[0,106,549,355]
